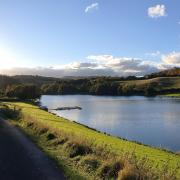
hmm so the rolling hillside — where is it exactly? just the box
[120,77,180,92]
[0,68,180,96]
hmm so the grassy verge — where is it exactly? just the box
[164,93,180,97]
[1,102,180,180]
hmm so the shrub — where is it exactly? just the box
[98,160,124,179]
[51,138,67,146]
[38,127,49,135]
[46,133,56,140]
[65,141,92,158]
[79,155,101,172]
[26,121,34,127]
[0,105,21,120]
[118,164,138,180]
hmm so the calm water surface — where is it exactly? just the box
[40,95,180,151]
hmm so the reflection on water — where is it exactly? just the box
[40,95,180,151]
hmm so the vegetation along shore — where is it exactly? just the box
[0,68,180,98]
[0,101,180,180]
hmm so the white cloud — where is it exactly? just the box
[162,52,180,66]
[0,56,159,77]
[146,51,161,57]
[178,21,180,25]
[87,55,113,62]
[85,3,98,13]
[87,55,159,75]
[59,62,99,70]
[148,4,166,18]
[0,52,180,77]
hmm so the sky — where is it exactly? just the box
[0,0,180,77]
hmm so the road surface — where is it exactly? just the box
[0,118,66,180]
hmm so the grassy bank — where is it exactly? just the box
[120,77,180,92]
[164,93,180,97]
[1,102,180,179]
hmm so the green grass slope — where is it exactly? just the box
[2,102,180,179]
[120,77,180,92]
[164,93,180,97]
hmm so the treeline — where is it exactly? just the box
[0,67,180,99]
[0,78,159,99]
[41,78,119,95]
[5,84,41,100]
[40,77,179,96]
[0,67,179,89]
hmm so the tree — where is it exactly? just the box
[5,84,41,100]
[41,82,59,95]
[144,84,156,96]
[117,85,123,95]
[89,81,118,95]
[121,84,136,95]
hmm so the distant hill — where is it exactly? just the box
[145,67,180,79]
[0,67,179,86]
[0,67,180,96]
[0,75,59,89]
[0,75,18,89]
[13,75,60,85]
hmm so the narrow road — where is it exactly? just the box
[0,118,66,180]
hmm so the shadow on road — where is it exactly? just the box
[0,118,66,180]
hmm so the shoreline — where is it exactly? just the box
[49,110,178,154]
[1,101,180,179]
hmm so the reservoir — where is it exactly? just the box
[40,95,180,152]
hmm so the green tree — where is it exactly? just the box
[121,84,136,95]
[6,84,41,100]
[144,85,156,96]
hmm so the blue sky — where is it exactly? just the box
[0,0,180,76]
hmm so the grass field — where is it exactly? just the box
[164,93,180,97]
[119,77,180,91]
[2,102,180,179]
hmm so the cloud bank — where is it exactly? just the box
[0,52,179,77]
[148,4,166,18]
